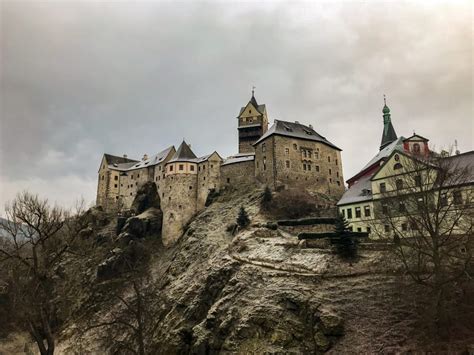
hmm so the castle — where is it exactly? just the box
[97,92,345,245]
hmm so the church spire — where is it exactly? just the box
[380,95,398,150]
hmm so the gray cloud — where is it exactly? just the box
[0,1,472,212]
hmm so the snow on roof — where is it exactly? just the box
[360,137,405,172]
[108,146,174,171]
[222,154,255,166]
[337,174,373,206]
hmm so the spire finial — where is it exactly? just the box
[384,94,386,106]
[252,86,256,97]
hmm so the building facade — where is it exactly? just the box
[337,101,473,238]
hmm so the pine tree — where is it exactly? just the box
[332,214,357,259]
[237,206,250,228]
[261,186,272,208]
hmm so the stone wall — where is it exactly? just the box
[161,173,198,247]
[255,135,345,197]
[197,155,222,210]
[220,160,257,190]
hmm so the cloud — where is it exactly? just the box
[0,1,472,215]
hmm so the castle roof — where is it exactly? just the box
[254,120,341,150]
[222,153,255,166]
[194,151,223,163]
[104,154,138,166]
[168,141,197,163]
[107,146,174,171]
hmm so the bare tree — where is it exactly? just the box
[372,150,473,323]
[0,192,72,355]
[84,272,164,355]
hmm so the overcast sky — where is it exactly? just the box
[0,0,472,214]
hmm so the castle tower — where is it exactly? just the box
[380,96,398,150]
[161,141,198,247]
[237,89,269,153]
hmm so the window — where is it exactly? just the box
[367,227,371,234]
[440,193,448,207]
[329,178,332,183]
[189,186,193,190]
[396,179,403,190]
[169,166,173,172]
[380,182,386,193]
[337,181,341,186]
[453,191,463,205]
[394,163,402,170]
[341,209,345,218]
[364,205,371,217]
[179,164,184,171]
[101,175,104,180]
[399,202,406,213]
[308,164,312,171]
[308,151,312,158]
[293,144,298,150]
[329,169,332,175]
[131,175,134,180]
[401,223,408,231]
[414,175,422,187]
[137,174,140,178]
[347,208,353,219]
[356,227,361,232]
[114,184,118,188]
[355,207,361,218]
[303,150,307,158]
[190,165,195,171]
[413,143,421,153]
[328,156,331,162]
[410,221,418,230]
[227,178,230,183]
[336,171,339,177]
[262,143,266,152]
[303,163,307,171]
[203,165,206,170]
[315,166,320,172]
[315,152,319,159]
[285,148,289,155]
[335,158,338,166]
[263,157,267,171]
[114,176,118,181]
[382,204,388,215]
[384,225,390,233]
[286,160,290,168]
[211,164,214,168]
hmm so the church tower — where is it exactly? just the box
[237,89,269,153]
[380,96,398,150]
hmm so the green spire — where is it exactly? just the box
[380,95,397,150]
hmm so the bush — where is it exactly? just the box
[330,214,357,259]
[265,189,319,219]
[236,206,250,228]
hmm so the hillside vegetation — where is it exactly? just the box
[1,187,473,354]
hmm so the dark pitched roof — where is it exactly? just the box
[168,141,197,163]
[380,121,398,150]
[443,151,474,184]
[104,154,138,165]
[403,133,429,142]
[254,120,341,150]
[238,95,266,116]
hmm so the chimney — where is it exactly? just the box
[123,154,128,159]
[142,154,148,161]
[295,120,300,124]
[309,124,313,130]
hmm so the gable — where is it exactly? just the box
[98,155,108,173]
[239,102,262,118]
[371,150,428,181]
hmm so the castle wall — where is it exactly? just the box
[161,173,198,247]
[197,155,222,210]
[97,158,121,211]
[255,135,345,197]
[220,160,257,190]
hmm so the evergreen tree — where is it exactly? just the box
[237,206,250,228]
[261,186,272,208]
[331,214,357,259]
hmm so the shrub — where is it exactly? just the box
[330,214,357,259]
[265,188,319,219]
[236,206,250,228]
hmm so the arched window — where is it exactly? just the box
[413,143,421,153]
